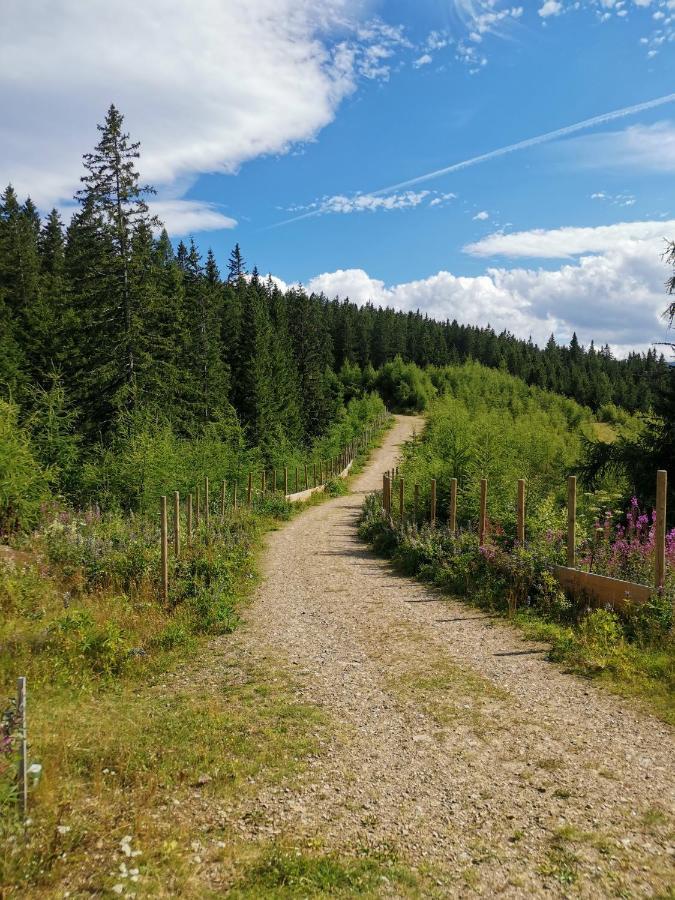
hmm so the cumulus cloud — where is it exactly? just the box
[304,238,671,356]
[0,0,400,214]
[473,210,490,220]
[303,216,675,355]
[464,219,675,258]
[538,0,563,17]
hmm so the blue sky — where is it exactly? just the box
[3,0,675,354]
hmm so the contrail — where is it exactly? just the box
[272,92,675,227]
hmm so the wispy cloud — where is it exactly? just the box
[473,210,490,220]
[371,93,675,195]
[536,0,675,57]
[276,189,456,224]
[566,121,675,174]
[590,191,636,208]
[273,93,675,227]
[151,200,237,236]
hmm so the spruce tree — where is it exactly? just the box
[75,103,159,423]
[227,243,246,282]
[0,185,43,386]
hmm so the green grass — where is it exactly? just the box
[230,846,431,898]
[515,612,675,726]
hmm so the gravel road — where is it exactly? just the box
[234,415,674,897]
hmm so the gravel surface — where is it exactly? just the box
[225,416,674,897]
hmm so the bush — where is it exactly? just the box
[0,399,51,536]
[374,357,436,412]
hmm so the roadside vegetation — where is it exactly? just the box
[359,363,674,723]
[0,398,390,895]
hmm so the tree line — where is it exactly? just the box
[0,104,671,464]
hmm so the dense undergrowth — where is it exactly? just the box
[0,402,391,893]
[359,364,674,723]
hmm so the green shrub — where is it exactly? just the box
[0,399,51,536]
[374,356,436,412]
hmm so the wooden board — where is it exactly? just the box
[552,565,652,611]
[286,459,354,503]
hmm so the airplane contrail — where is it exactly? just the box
[272,92,675,227]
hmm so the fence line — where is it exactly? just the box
[157,412,389,600]
[379,467,669,608]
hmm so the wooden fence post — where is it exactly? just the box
[173,491,180,558]
[430,478,437,526]
[204,477,210,530]
[187,493,193,546]
[284,466,289,496]
[450,478,457,535]
[655,469,667,590]
[567,475,577,567]
[304,464,308,489]
[382,473,388,513]
[160,495,169,602]
[295,467,299,492]
[195,484,200,527]
[273,469,277,493]
[479,478,488,546]
[313,463,317,487]
[247,472,253,506]
[517,479,525,545]
[261,470,266,494]
[233,482,238,510]
[221,480,226,520]
[17,677,27,819]
[399,476,404,520]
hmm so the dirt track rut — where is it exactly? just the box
[234,415,674,897]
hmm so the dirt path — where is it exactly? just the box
[232,415,674,897]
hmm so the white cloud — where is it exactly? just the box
[1,0,403,215]
[538,0,563,16]
[312,190,432,215]
[304,235,672,356]
[413,53,433,67]
[464,219,675,258]
[429,192,458,207]
[567,121,675,173]
[535,1,674,52]
[590,191,636,207]
[279,189,456,222]
[473,210,490,220]
[150,200,237,236]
